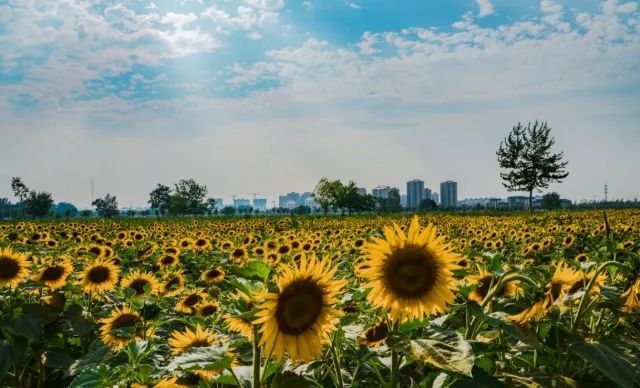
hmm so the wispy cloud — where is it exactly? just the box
[475,0,494,17]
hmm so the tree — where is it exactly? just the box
[0,198,11,219]
[386,189,403,213]
[25,191,54,218]
[419,198,437,211]
[148,184,172,216]
[11,177,29,203]
[497,121,569,215]
[206,198,217,215]
[92,194,119,217]
[170,179,208,215]
[313,178,346,215]
[293,205,312,215]
[335,181,376,214]
[541,192,562,210]
[220,206,236,216]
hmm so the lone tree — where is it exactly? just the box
[93,194,119,217]
[170,178,208,216]
[25,191,54,218]
[312,178,341,216]
[497,121,569,215]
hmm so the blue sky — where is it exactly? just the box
[1,0,639,207]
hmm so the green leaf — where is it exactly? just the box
[69,365,111,388]
[165,344,230,372]
[44,347,73,369]
[66,344,110,377]
[410,330,474,377]
[569,338,637,388]
[234,261,271,281]
[0,336,27,380]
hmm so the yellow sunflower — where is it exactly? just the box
[169,324,216,355]
[467,267,519,304]
[254,254,346,363]
[197,301,220,317]
[358,216,461,322]
[201,268,225,284]
[161,271,186,296]
[621,277,640,311]
[176,289,207,314]
[510,261,582,324]
[78,258,120,294]
[121,270,160,298]
[32,258,73,290]
[224,314,254,340]
[358,322,388,347]
[0,248,30,288]
[99,306,150,349]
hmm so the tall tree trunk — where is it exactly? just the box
[528,190,533,216]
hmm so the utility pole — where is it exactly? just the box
[604,182,608,202]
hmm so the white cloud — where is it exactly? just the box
[346,2,362,10]
[476,0,494,18]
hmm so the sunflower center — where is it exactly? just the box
[111,313,139,330]
[166,277,182,290]
[200,305,218,316]
[87,266,111,284]
[128,279,150,295]
[365,323,388,343]
[0,256,20,280]
[549,282,563,301]
[41,265,65,281]
[188,339,212,349]
[184,294,202,306]
[383,245,439,299]
[206,269,222,279]
[276,279,324,335]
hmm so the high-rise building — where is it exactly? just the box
[424,188,432,203]
[440,181,458,208]
[372,186,393,199]
[253,198,267,212]
[214,198,224,210]
[233,198,251,208]
[406,179,425,209]
[357,187,366,196]
[400,194,407,208]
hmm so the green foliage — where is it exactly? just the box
[497,121,569,214]
[169,178,208,215]
[92,193,119,217]
[24,191,54,218]
[148,184,172,216]
[542,192,562,210]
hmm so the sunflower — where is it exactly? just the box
[224,314,254,340]
[121,270,160,298]
[621,277,640,311]
[197,301,221,317]
[467,268,519,304]
[154,376,189,388]
[0,248,30,288]
[157,254,180,268]
[99,306,149,349]
[254,254,346,363]
[79,258,120,294]
[194,238,212,252]
[201,268,225,284]
[358,216,461,322]
[510,262,582,324]
[358,322,388,347]
[162,271,186,296]
[169,324,216,355]
[32,258,73,290]
[176,289,207,314]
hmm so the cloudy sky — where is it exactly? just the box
[1,0,639,208]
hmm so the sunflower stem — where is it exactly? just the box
[228,366,243,388]
[570,260,623,334]
[252,324,261,388]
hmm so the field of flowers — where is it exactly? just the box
[0,211,639,387]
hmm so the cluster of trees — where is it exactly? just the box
[312,178,376,215]
[148,179,216,216]
[9,177,55,218]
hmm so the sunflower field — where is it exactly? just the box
[0,211,639,388]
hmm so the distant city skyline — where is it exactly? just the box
[2,1,639,207]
